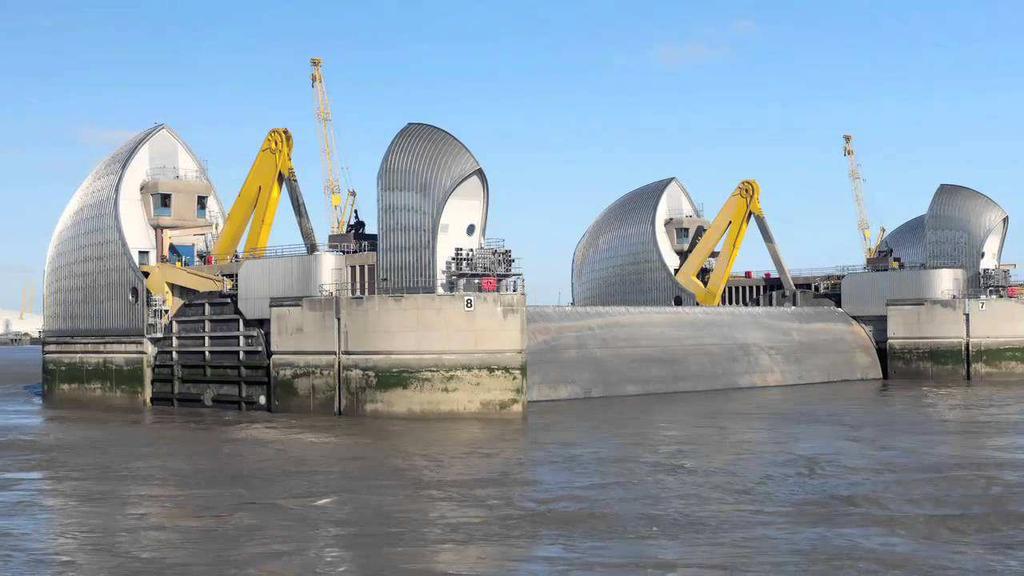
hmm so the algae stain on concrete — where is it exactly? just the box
[44,357,147,396]
[342,366,525,416]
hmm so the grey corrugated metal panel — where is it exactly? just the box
[237,253,347,320]
[840,268,966,317]
[880,214,926,267]
[925,184,1008,288]
[376,123,487,293]
[525,305,881,401]
[43,125,167,337]
[571,178,693,306]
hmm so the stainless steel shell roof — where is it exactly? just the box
[43,124,213,337]
[571,178,695,306]
[376,123,488,293]
[880,214,926,267]
[880,184,1008,288]
[925,184,1008,287]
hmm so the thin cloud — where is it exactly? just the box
[655,18,757,70]
[732,18,757,34]
[655,40,721,68]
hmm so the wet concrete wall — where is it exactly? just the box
[269,293,527,416]
[269,297,339,414]
[269,355,339,414]
[526,305,882,401]
[338,293,526,416]
[886,299,967,380]
[967,299,1024,381]
[41,337,152,407]
[886,298,1024,381]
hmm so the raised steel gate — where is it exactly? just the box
[150,293,270,410]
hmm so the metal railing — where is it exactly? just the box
[733,260,976,280]
[202,241,378,264]
[144,166,206,182]
[320,277,526,297]
[664,209,705,220]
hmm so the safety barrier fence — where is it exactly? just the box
[144,166,206,182]
[318,277,526,298]
[192,242,377,264]
[734,260,984,280]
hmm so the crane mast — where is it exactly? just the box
[19,282,32,320]
[310,57,355,235]
[843,134,873,259]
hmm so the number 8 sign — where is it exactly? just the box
[464,296,475,311]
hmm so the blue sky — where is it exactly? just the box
[2,1,1022,309]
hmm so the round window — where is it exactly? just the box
[129,287,139,304]
[466,223,476,237]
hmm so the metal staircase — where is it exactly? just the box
[150,293,270,410]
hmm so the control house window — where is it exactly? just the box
[138,251,150,266]
[675,227,690,244]
[153,193,172,217]
[196,195,208,218]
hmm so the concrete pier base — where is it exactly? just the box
[970,340,1024,381]
[268,292,527,417]
[887,340,967,380]
[340,353,524,417]
[269,297,341,414]
[269,355,339,414]
[966,298,1024,381]
[337,293,527,417]
[41,337,152,408]
[887,298,1024,381]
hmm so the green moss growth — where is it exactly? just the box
[43,357,146,397]
[273,376,299,405]
[371,370,422,392]
[929,347,965,367]
[975,346,1024,365]
[495,397,520,411]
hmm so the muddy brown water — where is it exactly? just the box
[2,346,1023,574]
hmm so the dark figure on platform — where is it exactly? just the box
[347,209,366,235]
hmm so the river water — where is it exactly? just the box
[2,346,1023,575]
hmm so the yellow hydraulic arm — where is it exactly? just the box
[212,129,318,260]
[675,180,796,306]
[140,264,230,316]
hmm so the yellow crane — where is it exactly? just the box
[140,265,229,317]
[212,128,318,259]
[842,134,886,258]
[675,180,796,306]
[310,57,357,235]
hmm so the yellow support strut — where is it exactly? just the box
[674,180,796,306]
[213,129,290,258]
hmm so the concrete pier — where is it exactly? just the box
[269,296,340,414]
[969,299,1024,380]
[269,292,527,416]
[338,293,526,416]
[42,337,152,407]
[888,298,1024,381]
